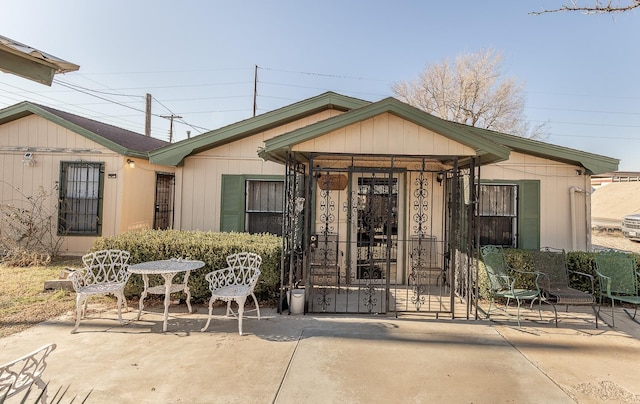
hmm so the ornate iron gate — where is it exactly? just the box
[279,155,306,313]
[278,154,465,316]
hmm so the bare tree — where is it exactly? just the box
[393,49,546,139]
[530,0,640,14]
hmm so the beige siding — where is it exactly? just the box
[292,113,477,157]
[119,159,175,233]
[481,152,591,251]
[178,108,593,252]
[178,110,342,232]
[0,115,171,255]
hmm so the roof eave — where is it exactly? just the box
[466,126,619,175]
[0,102,145,158]
[149,91,371,166]
[261,97,511,164]
[0,38,79,86]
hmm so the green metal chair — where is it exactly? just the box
[531,247,597,328]
[594,249,640,327]
[480,245,541,326]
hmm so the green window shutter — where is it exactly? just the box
[220,175,245,232]
[518,180,540,249]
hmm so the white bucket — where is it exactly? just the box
[289,288,305,314]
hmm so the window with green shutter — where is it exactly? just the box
[220,174,284,235]
[477,180,540,248]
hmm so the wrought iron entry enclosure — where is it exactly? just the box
[281,152,467,316]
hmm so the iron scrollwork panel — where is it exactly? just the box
[409,170,431,311]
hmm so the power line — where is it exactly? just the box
[258,66,393,83]
[84,67,254,75]
[54,79,144,99]
[528,106,640,116]
[531,119,640,128]
[0,81,148,131]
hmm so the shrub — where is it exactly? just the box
[91,230,282,303]
[479,248,640,299]
[0,183,64,265]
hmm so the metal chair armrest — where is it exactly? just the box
[594,270,612,296]
[511,268,542,291]
[536,270,551,292]
[569,270,596,294]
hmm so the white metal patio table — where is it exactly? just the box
[128,258,205,332]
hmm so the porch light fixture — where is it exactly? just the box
[127,159,135,168]
[436,172,445,185]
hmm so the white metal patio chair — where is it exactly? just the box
[0,343,56,403]
[201,252,262,335]
[68,249,131,333]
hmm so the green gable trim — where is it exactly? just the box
[0,102,148,158]
[260,97,511,165]
[461,125,619,175]
[149,92,371,166]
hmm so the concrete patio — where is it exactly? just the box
[1,302,639,403]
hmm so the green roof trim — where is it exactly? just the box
[149,91,370,166]
[259,97,511,165]
[457,124,619,175]
[0,102,152,158]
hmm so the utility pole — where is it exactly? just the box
[253,64,258,117]
[145,93,152,137]
[160,114,182,143]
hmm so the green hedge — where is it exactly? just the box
[91,230,282,303]
[478,248,640,300]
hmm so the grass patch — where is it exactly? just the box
[0,256,117,338]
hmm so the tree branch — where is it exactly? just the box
[530,0,640,14]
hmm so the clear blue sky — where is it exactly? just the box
[1,1,639,170]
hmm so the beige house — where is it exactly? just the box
[148,92,618,316]
[0,102,172,255]
[0,93,619,316]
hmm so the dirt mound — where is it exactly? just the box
[592,182,640,222]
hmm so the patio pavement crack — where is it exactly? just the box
[271,328,306,404]
[493,326,579,403]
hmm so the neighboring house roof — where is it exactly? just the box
[0,35,79,86]
[258,96,511,166]
[0,101,168,157]
[149,92,370,166]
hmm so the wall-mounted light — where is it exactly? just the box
[436,172,445,185]
[127,159,135,168]
[575,169,582,176]
[22,152,35,167]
